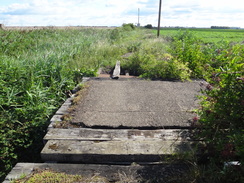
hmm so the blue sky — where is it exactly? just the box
[0,0,243,27]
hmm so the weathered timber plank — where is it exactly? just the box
[48,115,63,130]
[43,128,191,142]
[4,162,191,183]
[55,105,70,115]
[63,98,73,105]
[41,139,193,163]
[112,61,120,79]
[50,115,63,122]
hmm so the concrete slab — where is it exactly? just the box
[71,79,201,128]
[4,163,192,183]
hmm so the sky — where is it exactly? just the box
[0,0,243,28]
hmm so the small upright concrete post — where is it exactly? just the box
[112,61,120,79]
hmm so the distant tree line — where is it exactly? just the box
[144,24,153,29]
[211,26,230,29]
[211,26,241,29]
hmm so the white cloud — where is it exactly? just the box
[161,0,244,27]
[0,0,244,27]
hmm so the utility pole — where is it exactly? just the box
[138,8,140,27]
[157,0,162,37]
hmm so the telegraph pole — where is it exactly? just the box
[138,8,140,27]
[157,0,162,37]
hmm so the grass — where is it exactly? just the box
[12,169,109,183]
[11,168,145,183]
[155,28,244,43]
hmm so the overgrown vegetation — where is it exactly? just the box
[0,26,139,181]
[166,30,243,182]
[194,50,244,182]
[12,169,109,183]
[159,29,243,182]
[1,26,243,182]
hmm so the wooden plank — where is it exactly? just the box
[55,105,70,115]
[50,115,63,122]
[43,128,191,141]
[63,98,73,105]
[41,139,193,163]
[112,61,120,79]
[48,115,63,130]
[4,162,190,183]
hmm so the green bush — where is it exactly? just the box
[121,51,191,81]
[110,28,123,41]
[195,53,244,181]
[122,23,136,31]
[144,24,153,29]
[170,30,207,78]
[140,54,191,80]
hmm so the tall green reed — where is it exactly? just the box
[0,28,129,181]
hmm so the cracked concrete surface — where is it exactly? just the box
[71,79,202,128]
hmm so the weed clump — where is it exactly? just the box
[12,169,109,183]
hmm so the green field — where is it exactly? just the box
[155,28,244,43]
[1,25,243,182]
